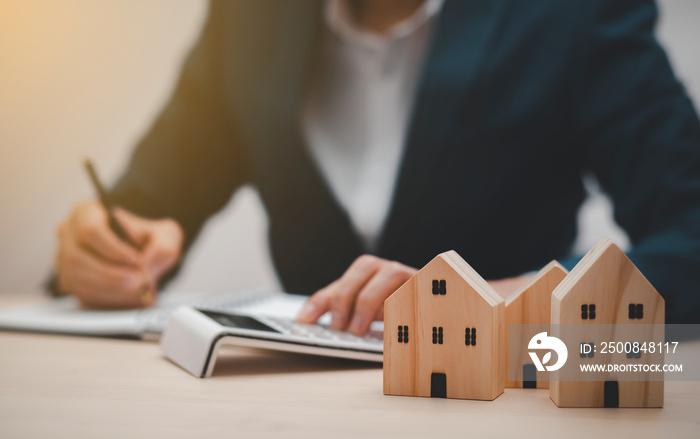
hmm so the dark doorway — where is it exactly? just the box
[604,381,619,407]
[523,364,537,389]
[431,373,447,398]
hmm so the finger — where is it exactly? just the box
[141,228,181,280]
[296,286,333,324]
[71,209,141,266]
[374,305,384,321]
[71,266,151,309]
[58,238,150,308]
[65,259,145,306]
[347,263,413,334]
[138,267,157,306]
[136,249,161,307]
[76,285,150,310]
[75,283,149,310]
[297,255,382,326]
[297,257,380,327]
[326,255,382,329]
[113,208,153,248]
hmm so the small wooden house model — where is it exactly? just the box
[550,238,665,407]
[383,250,505,400]
[505,261,568,389]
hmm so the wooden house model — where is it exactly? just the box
[383,250,505,400]
[550,237,665,408]
[505,261,568,389]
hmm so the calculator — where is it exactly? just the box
[160,306,383,378]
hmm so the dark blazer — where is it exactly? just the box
[109,0,700,323]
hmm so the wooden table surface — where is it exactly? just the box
[1,293,699,439]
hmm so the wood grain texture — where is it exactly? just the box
[383,251,505,400]
[550,238,665,408]
[0,293,699,438]
[505,261,568,388]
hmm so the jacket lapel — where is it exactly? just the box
[379,0,504,255]
[224,0,365,291]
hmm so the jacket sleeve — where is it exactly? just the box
[110,0,249,254]
[566,0,700,323]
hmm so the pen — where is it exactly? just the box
[83,158,140,249]
[84,158,152,305]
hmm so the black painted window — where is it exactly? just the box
[398,325,409,343]
[465,327,476,346]
[628,303,644,319]
[432,327,443,344]
[432,280,446,295]
[581,304,596,319]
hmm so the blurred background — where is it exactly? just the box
[0,0,698,295]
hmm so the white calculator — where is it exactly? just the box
[160,306,383,378]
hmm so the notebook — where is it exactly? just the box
[0,289,323,340]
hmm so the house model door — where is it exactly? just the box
[523,364,537,389]
[431,373,447,398]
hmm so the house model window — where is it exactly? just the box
[398,326,409,343]
[432,280,446,295]
[465,327,476,346]
[581,304,596,319]
[432,327,444,344]
[628,303,644,319]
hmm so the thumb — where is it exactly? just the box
[141,229,182,280]
[113,207,154,249]
[142,245,173,280]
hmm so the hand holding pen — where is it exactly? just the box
[53,159,184,309]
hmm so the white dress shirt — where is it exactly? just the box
[302,0,443,251]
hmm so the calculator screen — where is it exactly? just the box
[199,310,280,333]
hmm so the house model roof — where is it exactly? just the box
[505,260,567,306]
[552,237,662,305]
[386,250,504,307]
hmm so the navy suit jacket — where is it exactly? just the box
[109,0,700,323]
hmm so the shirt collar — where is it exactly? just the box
[325,0,444,51]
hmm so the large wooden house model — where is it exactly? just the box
[383,251,505,400]
[505,261,568,389]
[550,237,665,408]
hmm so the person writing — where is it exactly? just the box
[53,0,700,330]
